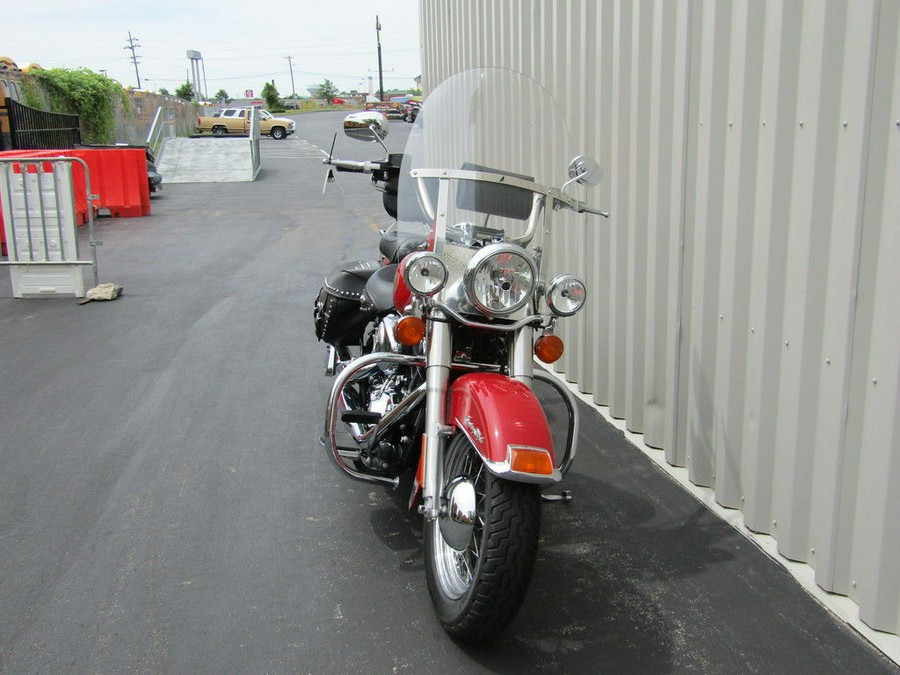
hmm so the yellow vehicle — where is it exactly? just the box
[195,107,295,139]
[0,56,24,150]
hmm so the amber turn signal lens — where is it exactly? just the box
[395,316,426,345]
[534,334,564,363]
[510,447,554,475]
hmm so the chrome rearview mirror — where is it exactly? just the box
[343,111,389,142]
[567,155,602,187]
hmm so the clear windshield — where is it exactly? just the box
[394,68,572,254]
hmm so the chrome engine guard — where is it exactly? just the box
[533,370,580,477]
[321,351,425,487]
[319,354,580,487]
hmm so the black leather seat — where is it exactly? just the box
[379,230,427,263]
[362,264,398,313]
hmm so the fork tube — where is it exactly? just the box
[510,325,535,386]
[422,308,452,520]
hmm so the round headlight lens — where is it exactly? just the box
[546,275,587,316]
[403,252,447,296]
[465,245,536,316]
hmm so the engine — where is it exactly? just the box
[339,314,424,477]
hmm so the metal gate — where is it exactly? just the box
[0,157,98,297]
[6,98,81,150]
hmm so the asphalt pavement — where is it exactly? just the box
[0,111,897,674]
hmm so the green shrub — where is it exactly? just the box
[28,68,127,143]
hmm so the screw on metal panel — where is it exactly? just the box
[785,340,790,347]
[762,121,767,126]
[773,520,778,527]
[842,121,849,128]
[873,377,878,386]
[728,121,733,128]
[750,328,755,334]
[719,315,724,320]
[825,358,831,366]
[811,547,816,555]
[799,121,804,127]
[852,580,857,588]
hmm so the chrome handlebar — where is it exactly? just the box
[322,157,383,173]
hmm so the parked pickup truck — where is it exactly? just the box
[195,108,295,139]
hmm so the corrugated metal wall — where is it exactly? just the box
[420,0,900,636]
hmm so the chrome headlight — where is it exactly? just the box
[403,252,447,296]
[546,275,587,316]
[464,244,536,316]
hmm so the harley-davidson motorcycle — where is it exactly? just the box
[315,68,607,641]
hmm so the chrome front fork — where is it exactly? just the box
[420,309,452,521]
[511,325,535,384]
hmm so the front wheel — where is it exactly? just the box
[425,434,541,642]
[270,126,286,140]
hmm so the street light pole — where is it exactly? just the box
[376,16,384,101]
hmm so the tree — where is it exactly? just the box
[175,81,194,101]
[261,81,280,109]
[158,87,170,96]
[213,88,231,104]
[317,79,338,104]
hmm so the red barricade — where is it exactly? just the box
[0,147,151,255]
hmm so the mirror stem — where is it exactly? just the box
[370,125,389,155]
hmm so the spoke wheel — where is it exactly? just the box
[425,433,541,642]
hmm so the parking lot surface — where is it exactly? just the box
[1,114,897,674]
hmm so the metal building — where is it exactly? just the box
[419,0,900,646]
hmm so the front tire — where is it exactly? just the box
[425,434,541,642]
[271,126,286,140]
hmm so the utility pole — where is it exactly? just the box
[375,16,384,101]
[285,56,296,97]
[124,31,142,89]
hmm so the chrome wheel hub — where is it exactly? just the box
[439,476,476,551]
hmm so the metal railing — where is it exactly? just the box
[146,106,176,160]
[249,106,261,179]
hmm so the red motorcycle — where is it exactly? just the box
[315,68,607,641]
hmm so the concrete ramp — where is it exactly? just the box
[157,137,260,183]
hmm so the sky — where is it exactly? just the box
[4,0,421,98]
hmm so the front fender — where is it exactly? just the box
[447,373,561,484]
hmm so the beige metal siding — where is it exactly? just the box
[420,0,900,637]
